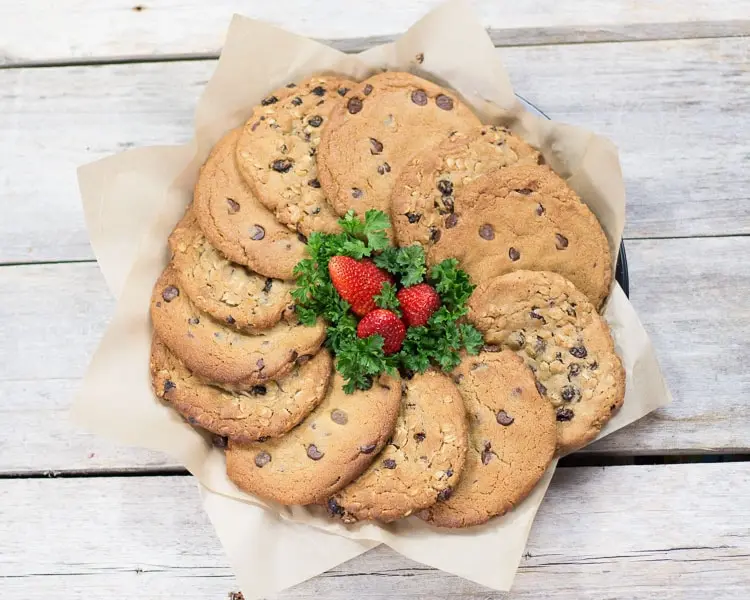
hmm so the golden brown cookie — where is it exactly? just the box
[193,128,307,281]
[419,351,556,528]
[392,125,540,248]
[468,270,626,455]
[327,371,468,522]
[226,372,401,505]
[317,72,481,220]
[150,265,325,387]
[151,336,332,442]
[168,209,295,333]
[236,76,356,236]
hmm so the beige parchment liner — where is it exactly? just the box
[73,1,672,596]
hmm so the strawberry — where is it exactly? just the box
[397,283,441,327]
[328,256,394,316]
[357,309,406,355]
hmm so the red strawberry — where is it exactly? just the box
[357,309,406,355]
[328,256,394,316]
[397,283,441,327]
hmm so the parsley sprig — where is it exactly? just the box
[292,210,483,393]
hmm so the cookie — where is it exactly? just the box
[150,264,325,387]
[151,336,332,442]
[193,128,307,281]
[426,164,613,308]
[226,372,401,505]
[168,209,295,333]
[419,351,556,528]
[236,76,356,236]
[317,72,481,220]
[392,125,540,249]
[468,270,626,455]
[327,371,467,522]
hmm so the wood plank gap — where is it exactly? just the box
[0,467,190,479]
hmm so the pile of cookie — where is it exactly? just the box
[150,72,625,528]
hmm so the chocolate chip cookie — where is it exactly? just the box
[151,336,332,442]
[193,128,307,281]
[468,270,625,455]
[168,209,295,333]
[426,163,612,308]
[327,371,467,522]
[317,72,481,220]
[392,125,540,249]
[236,76,355,236]
[150,265,325,387]
[226,372,401,505]
[419,351,556,528]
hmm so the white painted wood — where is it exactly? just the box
[1,0,749,65]
[1,464,749,598]
[1,236,748,474]
[1,37,748,264]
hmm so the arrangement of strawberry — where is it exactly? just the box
[292,210,483,393]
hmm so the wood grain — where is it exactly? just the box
[1,236,748,475]
[2,464,748,598]
[2,36,748,264]
[1,0,749,65]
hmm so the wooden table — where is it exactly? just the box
[2,1,749,598]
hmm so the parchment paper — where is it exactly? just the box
[73,1,672,596]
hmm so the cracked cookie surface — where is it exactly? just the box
[151,336,332,442]
[226,372,401,505]
[169,209,295,333]
[193,128,307,281]
[317,72,481,221]
[426,164,612,308]
[392,125,540,249]
[419,350,556,528]
[328,371,468,523]
[468,270,625,455]
[150,265,326,387]
[236,75,356,236]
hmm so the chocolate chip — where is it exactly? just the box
[351,187,363,199]
[538,154,546,165]
[555,233,569,250]
[254,451,271,467]
[481,441,494,465]
[289,350,298,363]
[496,410,514,426]
[439,195,454,214]
[411,89,428,106]
[363,84,373,96]
[307,178,321,189]
[188,316,200,325]
[435,94,454,110]
[416,52,424,64]
[382,458,397,469]
[437,179,453,196]
[337,87,350,97]
[529,310,545,323]
[256,358,265,371]
[251,385,267,395]
[359,443,377,454]
[307,444,324,460]
[187,417,198,425]
[437,487,453,501]
[311,86,326,96]
[482,344,501,352]
[479,224,495,240]
[161,286,179,302]
[568,363,581,378]
[330,409,348,425]
[414,432,426,442]
[163,379,176,394]
[249,225,265,240]
[377,162,391,175]
[445,213,459,228]
[536,380,548,396]
[347,97,363,114]
[406,212,421,223]
[509,247,520,261]
[226,198,240,213]
[303,115,322,128]
[589,361,599,370]
[565,305,577,317]
[570,345,588,359]
[212,435,228,449]
[535,336,546,354]
[516,188,533,195]
[297,232,308,244]
[291,96,303,106]
[556,408,575,421]
[561,385,581,403]
[327,497,345,516]
[369,138,383,154]
[536,203,545,216]
[430,227,441,243]
[262,278,273,293]
[286,82,296,88]
[261,95,278,106]
[271,159,293,173]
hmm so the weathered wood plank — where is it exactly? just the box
[1,464,748,598]
[1,36,748,264]
[0,236,747,474]
[1,0,749,65]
